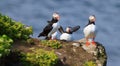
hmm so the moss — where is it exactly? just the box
[26,38,35,45]
[41,40,62,49]
[83,61,97,66]
[21,49,59,66]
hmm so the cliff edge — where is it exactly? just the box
[0,38,107,66]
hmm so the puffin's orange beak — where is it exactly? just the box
[55,16,60,20]
[89,15,96,22]
[91,18,96,22]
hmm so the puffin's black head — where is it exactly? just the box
[48,12,60,23]
[89,15,96,23]
[66,27,72,34]
[65,25,80,34]
[52,12,60,21]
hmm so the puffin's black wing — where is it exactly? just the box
[58,26,65,34]
[38,24,53,37]
[47,21,52,24]
[70,25,80,33]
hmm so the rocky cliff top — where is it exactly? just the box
[1,38,107,66]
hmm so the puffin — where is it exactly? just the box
[60,25,80,41]
[83,15,96,46]
[51,31,58,40]
[38,12,61,40]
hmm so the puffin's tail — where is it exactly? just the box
[38,32,45,37]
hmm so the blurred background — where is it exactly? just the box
[0,0,120,66]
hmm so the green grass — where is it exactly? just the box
[41,40,62,49]
[21,49,59,66]
[83,61,97,66]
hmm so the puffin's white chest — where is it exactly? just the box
[52,22,60,32]
[60,33,73,41]
[48,22,60,37]
[83,24,96,38]
[51,32,58,39]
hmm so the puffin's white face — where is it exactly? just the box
[66,27,71,32]
[53,13,60,20]
[89,15,96,22]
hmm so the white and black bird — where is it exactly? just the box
[83,15,96,46]
[51,31,58,40]
[38,12,61,40]
[60,26,80,41]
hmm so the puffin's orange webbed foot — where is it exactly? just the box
[92,41,96,46]
[86,41,90,46]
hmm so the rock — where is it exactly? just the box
[95,43,107,66]
[72,43,80,47]
[76,38,107,66]
[56,52,62,56]
[82,43,97,55]
[7,38,107,66]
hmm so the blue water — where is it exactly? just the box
[0,0,120,66]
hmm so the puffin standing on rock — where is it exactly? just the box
[38,12,62,40]
[60,26,80,41]
[83,15,96,46]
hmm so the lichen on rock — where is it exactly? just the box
[77,38,107,66]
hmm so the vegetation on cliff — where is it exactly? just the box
[0,35,13,58]
[21,49,58,66]
[0,13,107,66]
[0,13,33,40]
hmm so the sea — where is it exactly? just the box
[0,0,120,66]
